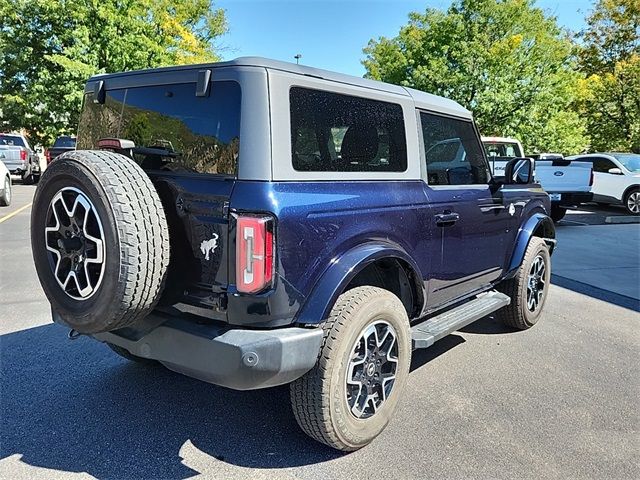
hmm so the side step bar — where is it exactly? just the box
[411,291,510,349]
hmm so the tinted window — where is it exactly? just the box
[0,134,25,147]
[78,81,241,175]
[591,157,617,173]
[290,87,407,172]
[421,112,488,185]
[53,137,76,148]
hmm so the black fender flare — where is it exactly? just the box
[295,242,424,325]
[505,212,556,278]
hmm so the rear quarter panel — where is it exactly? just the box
[229,180,433,324]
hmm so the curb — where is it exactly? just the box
[605,216,640,224]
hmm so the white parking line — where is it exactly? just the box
[0,202,32,224]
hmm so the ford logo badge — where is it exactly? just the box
[554,171,564,176]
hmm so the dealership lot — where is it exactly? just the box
[1,184,638,480]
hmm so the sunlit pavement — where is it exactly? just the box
[1,184,638,480]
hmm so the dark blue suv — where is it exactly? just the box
[31,57,556,451]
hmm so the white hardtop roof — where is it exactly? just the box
[481,136,523,144]
[90,56,472,120]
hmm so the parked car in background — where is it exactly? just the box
[46,135,76,164]
[482,137,593,222]
[0,157,11,206]
[566,153,640,215]
[0,132,41,184]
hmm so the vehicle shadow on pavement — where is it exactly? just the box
[409,334,466,372]
[1,322,469,478]
[0,323,341,478]
[459,315,518,335]
[550,275,640,312]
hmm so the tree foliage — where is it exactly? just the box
[577,0,640,152]
[0,0,227,146]
[363,0,588,154]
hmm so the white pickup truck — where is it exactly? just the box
[0,132,42,184]
[482,136,593,222]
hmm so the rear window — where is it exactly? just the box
[77,81,241,175]
[0,135,25,147]
[483,142,522,158]
[53,137,76,148]
[289,87,407,172]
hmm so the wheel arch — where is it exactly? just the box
[295,242,425,325]
[622,184,640,202]
[505,212,556,279]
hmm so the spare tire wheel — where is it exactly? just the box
[31,150,170,333]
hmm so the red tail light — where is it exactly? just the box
[235,214,275,294]
[20,149,27,161]
[45,149,51,163]
[589,168,594,186]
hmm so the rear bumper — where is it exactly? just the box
[6,162,26,174]
[550,192,593,207]
[55,310,323,390]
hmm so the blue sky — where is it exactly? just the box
[216,0,595,76]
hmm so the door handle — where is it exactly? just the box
[435,212,460,226]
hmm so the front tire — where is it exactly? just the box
[624,188,640,215]
[290,286,412,451]
[496,237,551,330]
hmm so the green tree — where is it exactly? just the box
[577,0,640,152]
[0,0,227,146]
[363,0,588,154]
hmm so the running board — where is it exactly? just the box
[411,291,511,349]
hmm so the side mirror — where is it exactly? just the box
[608,167,623,175]
[504,157,534,184]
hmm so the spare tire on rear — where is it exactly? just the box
[31,150,170,333]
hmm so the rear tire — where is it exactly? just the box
[550,205,566,222]
[624,188,640,215]
[22,166,34,185]
[31,150,170,333]
[0,175,11,206]
[290,286,412,451]
[496,237,550,330]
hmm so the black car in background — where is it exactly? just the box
[45,136,76,164]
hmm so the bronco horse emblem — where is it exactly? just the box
[200,234,219,261]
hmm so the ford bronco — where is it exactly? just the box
[31,57,555,451]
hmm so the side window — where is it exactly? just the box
[420,112,488,186]
[290,87,407,172]
[592,157,617,173]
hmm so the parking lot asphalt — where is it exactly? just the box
[1,184,639,480]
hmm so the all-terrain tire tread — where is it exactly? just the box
[290,286,403,451]
[496,237,547,330]
[49,150,169,331]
